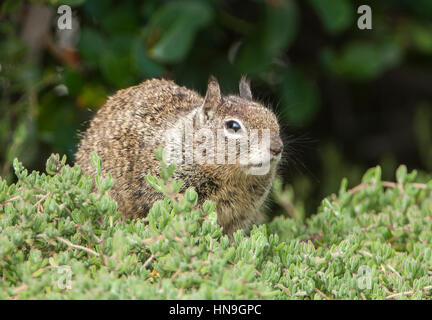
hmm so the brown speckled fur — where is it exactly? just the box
[75,77,282,237]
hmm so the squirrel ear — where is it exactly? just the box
[239,76,252,100]
[202,75,222,117]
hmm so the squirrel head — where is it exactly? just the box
[189,76,283,175]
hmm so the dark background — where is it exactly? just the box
[1,0,431,217]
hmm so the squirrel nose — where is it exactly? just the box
[270,136,283,157]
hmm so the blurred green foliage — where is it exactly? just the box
[1,0,432,216]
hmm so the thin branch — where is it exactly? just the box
[385,285,432,299]
[31,193,49,211]
[314,288,332,300]
[56,236,99,257]
[349,181,427,195]
[170,270,180,280]
[386,264,402,279]
[3,195,24,204]
[357,250,373,257]
[275,284,291,295]
[143,254,155,268]
[142,236,165,244]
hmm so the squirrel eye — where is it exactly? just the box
[225,120,242,133]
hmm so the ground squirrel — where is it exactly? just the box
[75,76,283,236]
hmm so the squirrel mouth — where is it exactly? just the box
[245,154,281,168]
[246,162,269,168]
